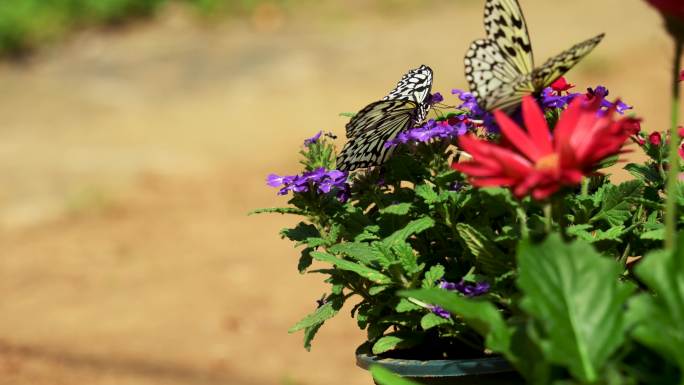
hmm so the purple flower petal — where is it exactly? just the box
[303,131,323,146]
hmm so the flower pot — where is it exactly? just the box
[356,352,523,385]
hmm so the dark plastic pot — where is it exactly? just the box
[356,352,524,385]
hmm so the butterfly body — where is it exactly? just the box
[337,65,433,172]
[465,0,604,112]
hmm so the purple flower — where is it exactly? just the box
[585,86,632,115]
[266,168,350,201]
[385,118,469,147]
[540,87,579,110]
[304,131,323,146]
[451,89,498,133]
[430,305,451,319]
[449,182,462,192]
[438,279,490,297]
[430,92,444,104]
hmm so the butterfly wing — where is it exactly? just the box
[484,0,533,74]
[531,33,605,90]
[465,39,534,111]
[346,65,433,139]
[337,99,421,172]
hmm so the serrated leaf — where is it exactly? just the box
[395,298,422,313]
[380,203,413,215]
[369,285,391,295]
[289,302,339,333]
[371,334,421,355]
[455,223,510,275]
[421,265,445,288]
[355,225,381,242]
[298,248,313,273]
[628,238,684,373]
[624,163,661,184]
[303,322,323,351]
[384,217,435,245]
[420,312,452,330]
[311,251,392,284]
[517,235,633,383]
[328,242,383,266]
[248,207,307,216]
[280,222,320,242]
[591,180,643,226]
[414,183,443,204]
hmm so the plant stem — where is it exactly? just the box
[516,206,529,238]
[581,177,589,197]
[665,37,683,250]
[544,203,553,234]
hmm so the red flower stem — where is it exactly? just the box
[665,37,683,250]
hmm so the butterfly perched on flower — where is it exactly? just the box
[336,65,433,172]
[465,0,604,112]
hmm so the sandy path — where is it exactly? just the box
[0,1,675,384]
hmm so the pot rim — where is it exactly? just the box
[356,352,514,378]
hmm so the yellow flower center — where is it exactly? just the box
[535,153,559,171]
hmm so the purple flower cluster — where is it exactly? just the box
[267,167,350,202]
[427,279,490,318]
[430,305,451,319]
[385,118,469,147]
[439,279,490,297]
[451,89,498,133]
[430,92,445,104]
[540,86,632,115]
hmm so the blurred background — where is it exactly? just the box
[0,0,674,384]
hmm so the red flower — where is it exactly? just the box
[645,0,684,20]
[679,143,684,160]
[649,132,663,146]
[680,69,684,82]
[453,96,639,200]
[550,77,575,94]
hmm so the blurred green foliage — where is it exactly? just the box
[0,0,288,56]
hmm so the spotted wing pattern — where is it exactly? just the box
[338,65,433,172]
[465,0,604,112]
[531,33,605,90]
[337,99,421,172]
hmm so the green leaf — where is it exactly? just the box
[591,180,643,226]
[399,289,511,354]
[384,217,435,245]
[455,223,510,275]
[288,302,339,333]
[641,227,665,240]
[303,322,323,351]
[370,365,420,385]
[414,183,443,204]
[395,298,422,313]
[328,242,383,265]
[624,163,661,184]
[628,237,684,372]
[280,222,320,242]
[248,207,307,216]
[310,251,392,284]
[380,203,413,215]
[421,265,445,288]
[371,334,421,355]
[297,248,313,273]
[517,235,633,383]
[420,312,452,330]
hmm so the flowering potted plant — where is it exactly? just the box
[254,1,684,384]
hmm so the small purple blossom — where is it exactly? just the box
[266,167,350,201]
[430,305,451,319]
[585,86,633,115]
[438,279,490,297]
[385,118,469,147]
[451,89,498,133]
[430,92,444,104]
[540,87,579,110]
[449,182,462,192]
[304,131,323,146]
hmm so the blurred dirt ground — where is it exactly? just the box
[0,1,676,384]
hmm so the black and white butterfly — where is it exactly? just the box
[465,0,604,112]
[336,65,433,172]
